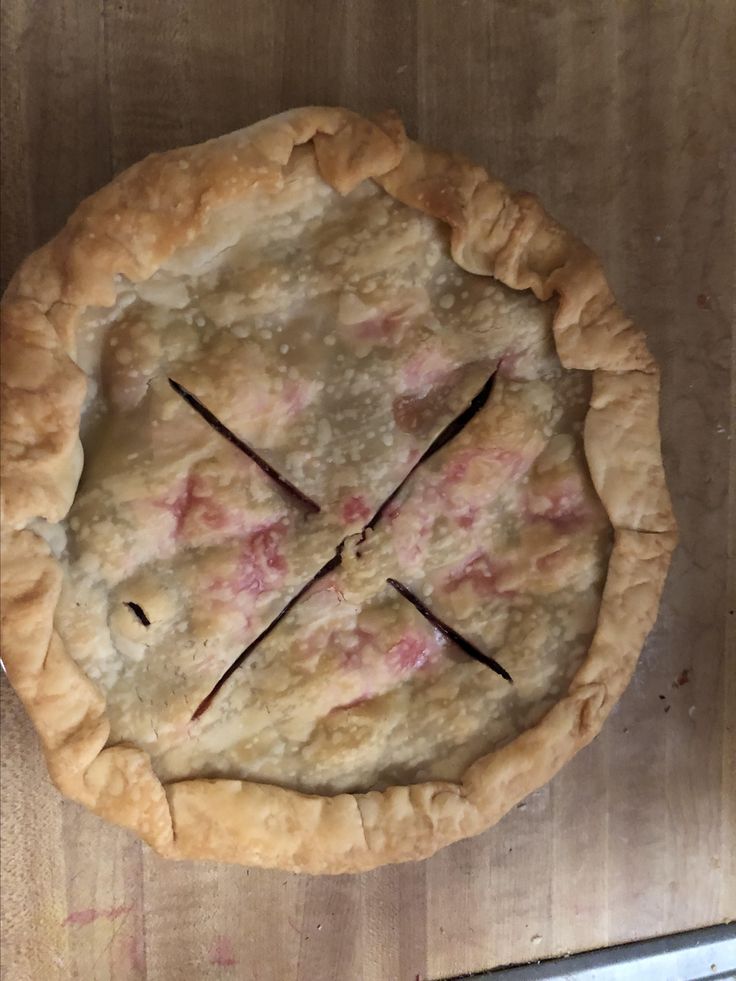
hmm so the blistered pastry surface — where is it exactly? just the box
[55,150,611,793]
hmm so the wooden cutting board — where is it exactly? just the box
[1,2,733,979]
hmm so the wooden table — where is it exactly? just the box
[1,2,733,979]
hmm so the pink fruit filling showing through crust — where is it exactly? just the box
[340,624,442,677]
[393,362,494,435]
[386,630,439,674]
[386,440,525,544]
[456,510,476,529]
[527,474,592,529]
[177,476,230,536]
[384,500,402,522]
[340,494,373,525]
[400,348,456,395]
[353,311,407,345]
[209,520,289,599]
[496,351,523,379]
[281,377,315,416]
[154,474,251,542]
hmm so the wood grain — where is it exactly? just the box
[1,2,734,979]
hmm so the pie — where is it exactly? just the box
[0,107,676,873]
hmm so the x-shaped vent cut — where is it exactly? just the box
[127,373,514,722]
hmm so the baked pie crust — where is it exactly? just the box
[0,107,676,872]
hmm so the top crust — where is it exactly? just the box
[0,107,676,872]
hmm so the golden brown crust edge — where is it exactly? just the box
[0,107,676,872]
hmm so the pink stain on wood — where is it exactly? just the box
[62,904,133,927]
[126,932,146,973]
[209,935,238,967]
